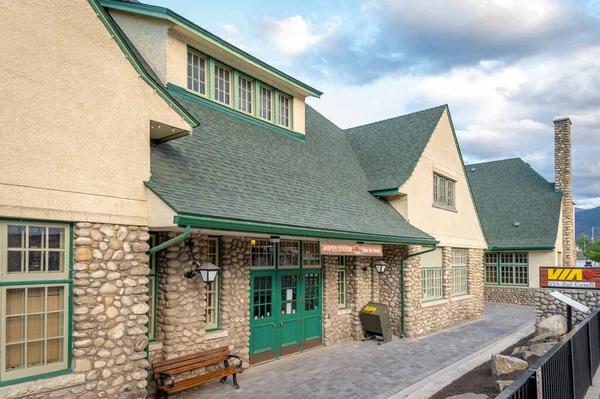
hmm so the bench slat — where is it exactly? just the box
[153,354,231,378]
[153,346,230,371]
[157,366,238,394]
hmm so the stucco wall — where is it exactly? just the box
[389,109,486,249]
[0,0,190,226]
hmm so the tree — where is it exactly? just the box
[576,233,600,262]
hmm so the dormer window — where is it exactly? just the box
[279,93,291,128]
[238,75,253,114]
[214,64,231,106]
[260,85,273,121]
[433,173,456,210]
[187,50,206,95]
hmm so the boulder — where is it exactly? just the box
[537,315,567,336]
[445,395,488,399]
[529,342,556,357]
[528,332,560,346]
[496,380,514,392]
[511,346,529,356]
[491,354,529,376]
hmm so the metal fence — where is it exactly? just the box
[497,309,600,399]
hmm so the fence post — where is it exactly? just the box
[570,339,577,399]
[589,322,594,385]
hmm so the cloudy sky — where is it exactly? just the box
[145,0,600,208]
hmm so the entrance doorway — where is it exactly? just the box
[249,240,323,364]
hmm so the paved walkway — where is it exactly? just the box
[183,303,535,399]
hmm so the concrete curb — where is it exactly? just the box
[388,322,535,399]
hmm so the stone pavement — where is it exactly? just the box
[182,303,535,399]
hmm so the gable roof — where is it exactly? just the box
[345,105,447,193]
[466,158,562,250]
[88,0,199,128]
[146,91,436,244]
[99,0,322,98]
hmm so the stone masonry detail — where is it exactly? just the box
[554,117,576,266]
[322,255,352,346]
[485,286,539,306]
[72,223,151,399]
[537,289,599,326]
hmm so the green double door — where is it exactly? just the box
[249,268,322,364]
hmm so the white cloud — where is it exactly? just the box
[262,15,340,56]
[220,23,239,35]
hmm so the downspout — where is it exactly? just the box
[147,225,192,256]
[400,244,437,338]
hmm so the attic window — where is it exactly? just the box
[433,174,455,210]
[187,50,206,96]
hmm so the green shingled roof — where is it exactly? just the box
[146,92,435,243]
[466,158,562,249]
[345,105,447,193]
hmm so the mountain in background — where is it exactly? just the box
[576,206,600,239]
[576,207,585,213]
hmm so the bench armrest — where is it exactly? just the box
[157,372,175,388]
[226,354,243,369]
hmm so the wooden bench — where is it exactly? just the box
[152,346,243,398]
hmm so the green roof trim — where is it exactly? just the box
[370,188,400,196]
[88,0,199,128]
[466,158,562,249]
[345,105,447,192]
[175,214,438,245]
[489,246,555,251]
[167,84,306,143]
[100,0,322,98]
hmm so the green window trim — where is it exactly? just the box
[337,256,346,309]
[0,220,73,385]
[204,237,220,331]
[484,252,529,286]
[433,174,456,210]
[451,266,468,297]
[421,266,443,302]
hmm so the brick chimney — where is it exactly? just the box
[554,117,576,266]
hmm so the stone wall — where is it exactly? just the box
[536,289,599,325]
[72,223,151,399]
[485,286,539,306]
[554,117,576,266]
[403,246,485,338]
[378,245,406,336]
[322,255,352,346]
[347,256,375,340]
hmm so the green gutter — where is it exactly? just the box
[401,244,437,338]
[174,214,438,245]
[88,0,199,128]
[370,188,400,196]
[147,225,191,255]
[99,0,322,98]
[489,246,555,251]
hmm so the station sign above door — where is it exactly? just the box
[320,242,383,257]
[540,267,600,289]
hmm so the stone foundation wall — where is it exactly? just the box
[347,256,375,340]
[72,223,151,399]
[378,245,406,336]
[536,289,599,325]
[485,286,539,306]
[403,246,485,338]
[322,255,352,345]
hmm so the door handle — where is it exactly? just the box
[300,297,304,304]
[280,322,283,330]
[272,323,275,331]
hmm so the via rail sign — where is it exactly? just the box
[540,267,600,289]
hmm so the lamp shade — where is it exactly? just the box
[373,260,387,274]
[198,262,220,283]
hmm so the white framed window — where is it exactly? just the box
[214,64,232,105]
[484,252,498,284]
[238,75,253,114]
[433,174,455,209]
[278,240,300,268]
[302,242,320,267]
[422,267,443,301]
[205,238,219,330]
[451,249,468,267]
[278,93,291,128]
[259,85,273,121]
[187,50,207,95]
[251,239,275,268]
[337,257,346,308]
[451,248,468,296]
[485,252,528,286]
[0,221,71,383]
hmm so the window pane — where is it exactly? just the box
[251,240,275,267]
[7,288,25,314]
[27,341,43,366]
[46,338,63,364]
[28,251,44,272]
[27,287,45,313]
[47,312,64,337]
[8,225,26,248]
[47,286,64,311]
[279,241,300,267]
[214,65,231,105]
[187,51,206,95]
[303,242,320,267]
[48,228,65,249]
[29,227,46,249]
[48,251,63,272]
[6,344,24,370]
[6,316,24,342]
[7,251,24,272]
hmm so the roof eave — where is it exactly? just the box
[174,214,438,245]
[99,0,323,98]
[489,246,555,251]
